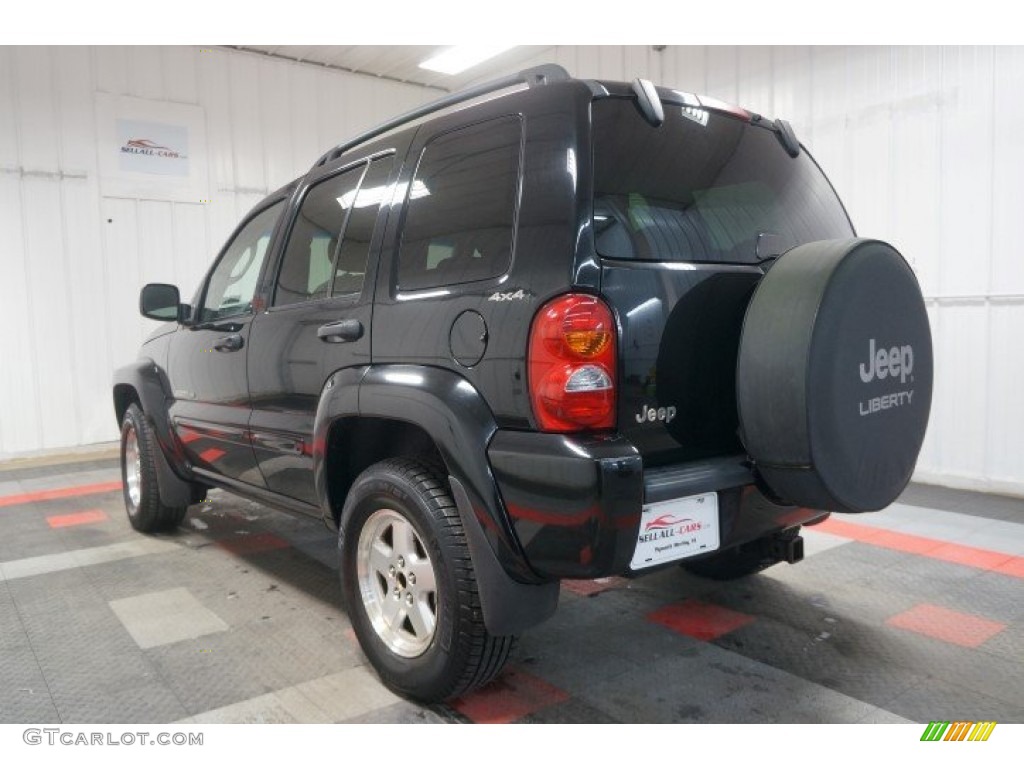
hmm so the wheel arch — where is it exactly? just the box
[322,416,443,528]
[111,360,194,508]
[315,365,519,564]
[314,364,559,636]
[113,383,141,425]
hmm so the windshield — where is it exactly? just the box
[592,98,854,264]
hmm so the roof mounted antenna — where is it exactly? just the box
[313,63,572,169]
[632,78,664,127]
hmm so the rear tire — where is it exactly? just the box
[339,457,515,702]
[120,403,187,533]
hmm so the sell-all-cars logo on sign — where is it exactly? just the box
[117,119,190,177]
[644,514,695,532]
[122,138,187,160]
[638,514,704,544]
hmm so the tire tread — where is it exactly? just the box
[121,403,187,533]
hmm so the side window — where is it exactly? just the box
[274,165,365,307]
[332,157,393,296]
[201,200,283,322]
[397,116,522,292]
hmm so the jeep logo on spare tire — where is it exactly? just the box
[859,339,913,384]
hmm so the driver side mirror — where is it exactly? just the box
[140,283,187,322]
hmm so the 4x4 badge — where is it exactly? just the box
[488,289,530,302]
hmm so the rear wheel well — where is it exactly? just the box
[325,417,445,526]
[113,384,141,426]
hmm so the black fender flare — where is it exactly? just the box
[112,360,194,508]
[311,365,367,514]
[313,364,559,636]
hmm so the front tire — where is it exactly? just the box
[339,457,515,702]
[120,403,187,533]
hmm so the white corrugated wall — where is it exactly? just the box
[1,45,1022,497]
[0,45,434,458]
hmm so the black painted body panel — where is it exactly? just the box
[601,261,764,467]
[371,81,597,430]
[487,431,643,579]
[166,317,261,484]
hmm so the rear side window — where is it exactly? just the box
[274,165,366,307]
[332,158,392,296]
[397,116,522,291]
[592,98,854,264]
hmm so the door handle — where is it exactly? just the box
[317,319,363,343]
[213,334,244,352]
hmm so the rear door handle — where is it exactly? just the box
[317,319,363,343]
[213,334,244,352]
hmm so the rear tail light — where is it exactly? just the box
[528,293,617,431]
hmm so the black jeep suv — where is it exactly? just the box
[113,65,933,702]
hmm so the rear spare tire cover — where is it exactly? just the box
[736,239,933,513]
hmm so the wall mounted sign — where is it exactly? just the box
[95,93,208,202]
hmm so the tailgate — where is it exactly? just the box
[602,261,760,466]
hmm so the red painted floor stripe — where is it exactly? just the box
[562,576,628,597]
[997,557,1024,579]
[46,509,109,528]
[929,541,1015,571]
[815,517,1022,579]
[214,532,290,556]
[886,603,1007,648]
[648,598,755,641]
[451,667,570,724]
[0,481,122,509]
[178,428,202,445]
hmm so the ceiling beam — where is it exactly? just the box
[224,46,450,92]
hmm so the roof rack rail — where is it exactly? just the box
[312,63,571,169]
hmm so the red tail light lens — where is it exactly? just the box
[528,294,617,431]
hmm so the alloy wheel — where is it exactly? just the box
[356,508,438,658]
[124,426,142,510]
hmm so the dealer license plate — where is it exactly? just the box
[630,492,720,570]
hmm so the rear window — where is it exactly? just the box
[592,98,853,264]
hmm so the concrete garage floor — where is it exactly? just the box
[1,454,1021,724]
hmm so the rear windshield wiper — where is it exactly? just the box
[755,232,796,264]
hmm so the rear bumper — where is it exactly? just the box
[488,430,825,579]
